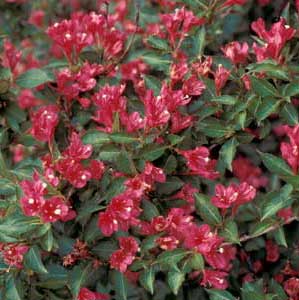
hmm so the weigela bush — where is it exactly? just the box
[1,0,299,299]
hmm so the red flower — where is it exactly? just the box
[251,18,295,62]
[156,236,179,250]
[1,244,29,269]
[204,246,236,271]
[214,64,230,96]
[182,75,206,96]
[98,211,119,236]
[40,197,69,223]
[284,277,299,300]
[28,10,45,28]
[109,237,138,272]
[142,162,166,184]
[222,0,247,7]
[2,39,22,74]
[221,41,249,64]
[211,182,256,209]
[277,207,293,222]
[184,224,222,255]
[266,240,280,262]
[232,156,268,188]
[144,90,170,129]
[201,270,228,290]
[30,105,59,142]
[178,147,219,180]
[171,111,193,134]
[281,125,299,174]
[78,287,109,300]
[87,160,105,180]
[18,89,41,109]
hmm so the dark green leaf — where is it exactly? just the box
[195,193,222,226]
[24,246,48,274]
[250,76,278,97]
[210,95,237,105]
[82,130,110,146]
[147,36,171,51]
[206,289,236,300]
[167,271,184,295]
[139,267,155,295]
[220,220,240,244]
[16,68,53,88]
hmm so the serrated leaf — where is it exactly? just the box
[16,68,53,88]
[189,253,204,270]
[194,26,206,56]
[5,276,21,300]
[167,271,184,295]
[220,220,240,244]
[250,76,278,97]
[195,193,222,226]
[144,75,162,96]
[24,246,48,274]
[139,144,167,161]
[141,52,171,72]
[282,82,299,97]
[206,289,236,300]
[259,152,294,177]
[139,267,155,294]
[261,184,293,221]
[141,199,160,221]
[273,227,288,247]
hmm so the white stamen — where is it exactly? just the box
[54,208,61,215]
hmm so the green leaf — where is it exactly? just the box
[111,270,128,300]
[82,130,110,146]
[139,144,167,161]
[5,276,21,300]
[206,289,236,300]
[69,263,93,297]
[193,26,206,56]
[139,267,155,294]
[0,178,17,195]
[141,52,171,72]
[210,95,237,105]
[156,249,188,265]
[144,75,162,96]
[249,220,276,237]
[261,184,293,221]
[250,76,278,97]
[256,98,280,123]
[92,241,118,260]
[280,103,299,125]
[195,193,222,226]
[24,246,48,274]
[273,227,288,248]
[218,138,239,172]
[188,253,204,270]
[167,271,184,295]
[16,68,53,88]
[259,152,294,177]
[110,133,138,144]
[248,62,289,80]
[282,81,299,97]
[268,279,288,300]
[141,199,160,221]
[147,36,171,51]
[197,118,234,138]
[220,220,240,244]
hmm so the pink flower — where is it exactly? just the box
[87,160,105,180]
[144,90,170,129]
[109,237,138,272]
[204,246,236,271]
[251,18,295,62]
[30,105,59,142]
[211,182,256,210]
[18,89,41,109]
[201,270,228,289]
[178,147,219,180]
[1,244,29,269]
[214,65,230,96]
[281,125,299,173]
[98,211,119,236]
[156,236,179,250]
[266,240,280,262]
[184,224,222,255]
[2,39,22,74]
[78,287,109,300]
[182,76,206,96]
[284,277,299,300]
[28,10,45,28]
[171,111,193,134]
[40,197,69,223]
[221,41,249,64]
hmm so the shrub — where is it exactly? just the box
[1,0,299,299]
